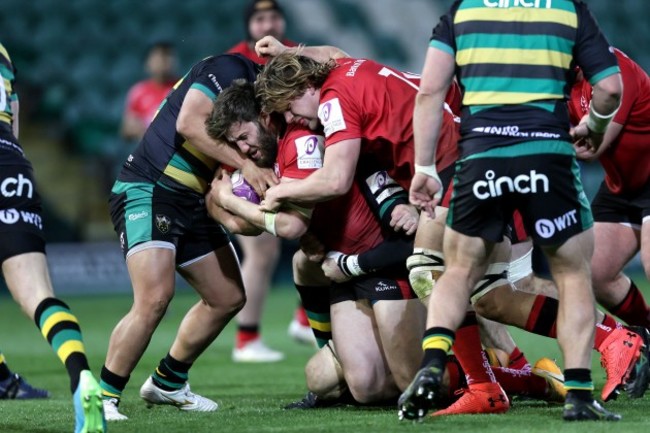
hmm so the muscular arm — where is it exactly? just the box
[261,139,360,210]
[177,88,250,167]
[178,88,276,192]
[410,46,455,215]
[255,36,349,62]
[207,200,263,236]
[209,175,312,239]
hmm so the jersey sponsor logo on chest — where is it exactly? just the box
[484,0,552,8]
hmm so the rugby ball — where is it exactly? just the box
[231,170,261,204]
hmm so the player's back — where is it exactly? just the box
[118,54,259,194]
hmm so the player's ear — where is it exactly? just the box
[260,111,271,127]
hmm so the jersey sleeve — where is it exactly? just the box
[429,1,460,55]
[318,82,362,146]
[277,124,324,179]
[573,2,619,85]
[190,55,258,100]
[612,51,638,125]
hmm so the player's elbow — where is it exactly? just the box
[330,174,353,197]
[176,115,196,140]
[594,74,623,107]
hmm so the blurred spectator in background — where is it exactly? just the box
[226,0,313,363]
[120,41,178,142]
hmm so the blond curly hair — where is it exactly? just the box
[256,51,336,113]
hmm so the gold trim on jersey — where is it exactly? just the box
[162,165,208,193]
[455,7,577,28]
[183,141,218,170]
[464,90,561,105]
[457,48,572,69]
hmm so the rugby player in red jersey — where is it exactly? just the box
[569,48,650,332]
[207,95,426,405]
[227,0,309,361]
[227,0,298,66]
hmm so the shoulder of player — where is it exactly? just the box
[193,53,257,75]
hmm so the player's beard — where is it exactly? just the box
[254,124,278,169]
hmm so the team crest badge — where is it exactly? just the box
[155,214,171,234]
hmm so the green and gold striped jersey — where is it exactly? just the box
[430,0,619,155]
[0,43,18,128]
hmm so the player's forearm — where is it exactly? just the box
[274,167,351,204]
[206,200,262,236]
[358,234,414,273]
[221,193,308,239]
[413,92,443,166]
[296,45,349,62]
[180,118,247,168]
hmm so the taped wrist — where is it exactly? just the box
[586,102,618,134]
[263,211,277,236]
[406,248,445,302]
[327,251,366,277]
[470,262,509,304]
[414,164,443,199]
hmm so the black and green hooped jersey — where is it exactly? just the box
[116,54,260,195]
[430,0,620,156]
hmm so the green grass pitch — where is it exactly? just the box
[0,279,649,433]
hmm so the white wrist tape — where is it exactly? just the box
[326,251,365,277]
[263,211,277,236]
[414,164,443,199]
[586,102,618,134]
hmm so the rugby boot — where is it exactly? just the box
[484,348,510,368]
[0,373,49,399]
[102,397,128,421]
[623,326,650,399]
[432,382,509,416]
[73,370,105,433]
[531,357,566,403]
[397,365,443,421]
[140,376,218,411]
[598,327,644,401]
[563,394,621,421]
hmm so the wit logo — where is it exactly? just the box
[1,173,33,198]
[472,170,549,200]
[0,208,42,229]
[535,209,578,239]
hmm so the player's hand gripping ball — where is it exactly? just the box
[231,170,261,204]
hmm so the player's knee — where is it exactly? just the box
[470,263,510,320]
[305,342,346,399]
[133,294,173,322]
[345,375,386,404]
[406,248,444,303]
